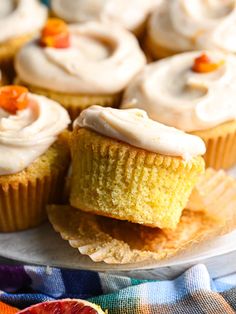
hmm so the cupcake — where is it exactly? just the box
[145,0,236,59]
[51,0,160,38]
[0,85,70,232]
[70,106,205,230]
[0,0,47,79]
[15,19,146,121]
[122,50,236,170]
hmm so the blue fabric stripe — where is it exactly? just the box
[60,268,103,299]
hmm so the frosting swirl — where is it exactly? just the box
[51,0,159,32]
[0,0,47,43]
[122,51,236,132]
[15,22,146,94]
[0,93,70,175]
[149,0,236,52]
[74,106,206,160]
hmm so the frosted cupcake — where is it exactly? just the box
[0,0,47,77]
[145,0,236,59]
[15,19,146,121]
[122,51,236,170]
[51,0,159,38]
[0,85,70,232]
[70,106,205,230]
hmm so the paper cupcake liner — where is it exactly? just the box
[0,168,67,232]
[48,168,236,264]
[144,29,179,60]
[0,133,70,232]
[15,78,122,121]
[70,128,204,229]
[0,33,35,81]
[192,121,236,170]
[187,168,236,232]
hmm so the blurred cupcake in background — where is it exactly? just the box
[122,50,236,170]
[0,85,70,232]
[51,0,160,38]
[15,18,146,121]
[0,0,47,80]
[145,0,236,59]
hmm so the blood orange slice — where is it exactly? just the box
[18,299,106,314]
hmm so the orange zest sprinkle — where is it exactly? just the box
[192,53,225,73]
[40,18,70,48]
[0,85,29,114]
[0,301,19,314]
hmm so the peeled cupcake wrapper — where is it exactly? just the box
[48,168,236,264]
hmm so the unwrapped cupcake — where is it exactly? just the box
[122,50,236,170]
[15,18,146,121]
[70,106,205,230]
[51,0,159,38]
[0,85,70,232]
[0,0,47,78]
[145,0,236,59]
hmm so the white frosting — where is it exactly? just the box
[15,22,146,94]
[0,93,70,175]
[0,0,47,43]
[122,51,236,132]
[51,0,160,32]
[74,106,206,160]
[149,0,236,52]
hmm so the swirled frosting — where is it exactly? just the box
[0,0,47,43]
[122,51,236,132]
[51,0,159,32]
[74,106,206,160]
[0,93,70,175]
[149,0,236,52]
[15,22,146,94]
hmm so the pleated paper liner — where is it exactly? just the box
[192,120,236,170]
[0,134,70,232]
[15,78,122,121]
[0,33,35,82]
[48,168,236,264]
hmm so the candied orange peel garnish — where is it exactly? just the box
[40,18,70,48]
[0,85,29,114]
[192,53,225,73]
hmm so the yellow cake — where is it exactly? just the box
[15,19,146,121]
[70,106,205,230]
[0,85,71,232]
[122,51,236,170]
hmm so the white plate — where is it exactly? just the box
[0,167,236,280]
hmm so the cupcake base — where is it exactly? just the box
[70,128,205,230]
[15,78,122,121]
[191,120,236,170]
[0,33,35,82]
[0,133,70,232]
[144,29,181,60]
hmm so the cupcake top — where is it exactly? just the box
[51,0,159,32]
[74,106,206,160]
[15,19,146,95]
[149,0,236,52]
[0,0,47,43]
[122,51,236,132]
[0,86,70,175]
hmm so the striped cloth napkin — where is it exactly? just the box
[0,264,236,313]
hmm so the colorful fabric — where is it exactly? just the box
[0,264,236,313]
